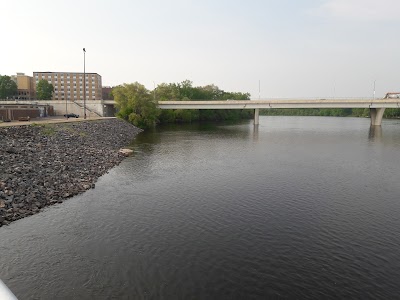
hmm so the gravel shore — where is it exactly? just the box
[0,119,142,226]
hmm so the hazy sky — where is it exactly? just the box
[2,0,400,98]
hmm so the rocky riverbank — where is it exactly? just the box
[0,119,142,226]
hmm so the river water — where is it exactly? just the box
[1,116,400,299]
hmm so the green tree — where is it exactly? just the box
[36,79,54,100]
[178,80,195,99]
[0,75,17,99]
[113,82,160,129]
[155,83,180,101]
[384,108,400,118]
[155,80,252,123]
[221,91,251,100]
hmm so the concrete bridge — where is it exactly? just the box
[156,98,400,126]
[3,98,399,126]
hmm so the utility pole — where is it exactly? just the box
[83,48,86,119]
[373,80,376,100]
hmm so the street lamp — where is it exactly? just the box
[373,80,376,100]
[83,47,86,119]
[65,92,67,116]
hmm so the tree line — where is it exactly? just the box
[113,80,252,128]
[260,108,400,119]
[113,80,400,129]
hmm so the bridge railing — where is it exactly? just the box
[250,97,378,101]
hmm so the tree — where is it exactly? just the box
[155,80,252,123]
[36,79,54,100]
[155,83,180,101]
[113,82,160,129]
[221,91,251,100]
[0,75,17,99]
[178,80,195,99]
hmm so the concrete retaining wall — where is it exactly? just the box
[0,100,116,117]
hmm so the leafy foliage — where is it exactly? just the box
[114,80,400,124]
[113,82,160,129]
[156,80,252,123]
[260,107,400,119]
[36,79,54,100]
[112,80,252,127]
[383,108,400,118]
[0,75,17,99]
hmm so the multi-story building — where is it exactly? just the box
[33,72,102,101]
[11,73,36,100]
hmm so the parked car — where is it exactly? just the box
[64,113,79,118]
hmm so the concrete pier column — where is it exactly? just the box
[254,108,259,125]
[370,108,385,126]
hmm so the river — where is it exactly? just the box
[1,116,400,299]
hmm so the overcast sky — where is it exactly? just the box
[1,0,400,98]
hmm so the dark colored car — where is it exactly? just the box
[64,113,79,118]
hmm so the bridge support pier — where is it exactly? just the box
[370,108,385,126]
[254,108,259,125]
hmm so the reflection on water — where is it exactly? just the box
[369,125,382,141]
[1,116,400,299]
[252,124,259,142]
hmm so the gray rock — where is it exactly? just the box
[0,119,142,226]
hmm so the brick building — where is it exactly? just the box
[33,71,102,101]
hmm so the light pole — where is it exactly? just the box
[373,80,376,100]
[83,47,86,119]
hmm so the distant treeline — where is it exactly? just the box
[260,108,400,118]
[113,80,252,128]
[113,80,400,129]
[157,80,252,123]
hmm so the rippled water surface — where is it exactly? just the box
[1,116,400,299]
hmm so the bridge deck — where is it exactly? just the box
[157,99,400,109]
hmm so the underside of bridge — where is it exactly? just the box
[254,108,386,126]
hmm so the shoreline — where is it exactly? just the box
[0,119,142,226]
